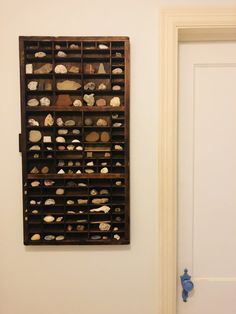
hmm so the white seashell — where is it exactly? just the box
[72,139,80,143]
[114,234,120,240]
[43,215,55,223]
[75,146,83,151]
[28,118,39,126]
[54,64,67,74]
[27,98,39,107]
[100,167,109,174]
[76,170,81,174]
[57,51,67,57]
[112,67,123,74]
[73,99,82,107]
[83,94,95,106]
[35,51,46,58]
[30,200,36,205]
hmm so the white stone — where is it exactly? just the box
[27,98,39,107]
[90,205,111,213]
[44,235,55,241]
[99,44,109,50]
[56,235,65,241]
[87,161,94,166]
[73,99,82,107]
[28,119,39,126]
[56,118,64,126]
[31,180,40,187]
[28,81,38,91]
[57,51,67,57]
[44,199,55,205]
[100,167,109,174]
[43,215,55,223]
[67,145,75,151]
[26,64,33,74]
[67,200,74,205]
[44,180,55,186]
[56,188,64,195]
[56,136,65,143]
[76,146,83,151]
[43,136,52,143]
[114,234,120,240]
[30,200,36,205]
[40,97,51,106]
[58,129,68,135]
[76,170,81,174]
[29,145,40,151]
[110,96,121,107]
[72,139,80,143]
[58,169,65,174]
[112,67,123,74]
[54,64,67,74]
[29,130,42,143]
[35,51,46,58]
[113,122,122,127]
[114,145,123,151]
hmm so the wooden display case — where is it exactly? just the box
[19,36,130,245]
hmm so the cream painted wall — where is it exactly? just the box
[1,0,235,314]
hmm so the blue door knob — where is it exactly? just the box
[180,269,194,302]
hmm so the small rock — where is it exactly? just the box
[58,129,68,135]
[112,85,121,91]
[67,200,74,205]
[58,169,65,174]
[57,80,81,90]
[101,167,109,174]
[78,182,87,187]
[67,181,77,187]
[96,98,106,107]
[91,198,109,205]
[98,83,107,90]
[44,235,55,241]
[67,144,75,151]
[29,130,42,143]
[55,44,61,49]
[115,145,123,151]
[43,215,55,223]
[115,162,122,166]
[30,200,36,205]
[31,181,40,187]
[90,189,98,195]
[113,122,122,127]
[101,162,107,166]
[56,217,63,222]
[85,169,94,174]
[67,210,76,214]
[100,189,109,195]
[84,64,95,74]
[41,166,49,174]
[73,99,82,107]
[44,113,54,126]
[43,136,51,143]
[104,153,111,157]
[28,118,39,126]
[83,94,95,106]
[84,118,93,126]
[77,199,88,205]
[68,161,73,166]
[90,205,111,213]
[87,161,94,166]
[76,225,85,231]
[97,63,106,74]
[40,97,51,106]
[112,67,123,74]
[32,210,39,214]
[34,63,53,74]
[45,199,55,206]
[56,235,64,241]
[54,64,67,74]
[27,98,39,107]
[115,181,122,186]
[99,222,111,231]
[112,114,119,119]
[110,96,121,107]
[44,180,55,186]
[72,129,80,135]
[26,64,33,74]
[57,51,67,57]
[56,118,64,126]
[76,169,82,173]
[114,234,120,240]
[91,235,101,240]
[28,81,38,90]
[72,139,80,143]
[68,65,80,73]
[70,44,79,49]
[56,136,66,143]
[55,95,72,107]
[67,225,73,231]
[115,52,122,57]
[84,82,96,91]
[76,146,83,151]
[65,120,75,126]
[35,51,46,58]
[96,118,108,127]
[31,234,40,241]
[75,161,81,166]
[85,131,99,142]
[100,131,110,142]
[99,44,109,49]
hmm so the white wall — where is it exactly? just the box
[1,0,235,313]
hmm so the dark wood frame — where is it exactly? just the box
[19,36,130,245]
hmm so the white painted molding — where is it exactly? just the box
[159,7,236,314]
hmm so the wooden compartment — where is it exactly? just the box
[19,36,130,245]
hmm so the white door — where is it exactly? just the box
[178,41,236,314]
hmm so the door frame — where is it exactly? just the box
[159,7,236,314]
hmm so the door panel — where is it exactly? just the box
[178,42,236,314]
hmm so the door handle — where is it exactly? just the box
[180,269,194,302]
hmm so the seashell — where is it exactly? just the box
[67,144,75,151]
[31,234,40,241]
[96,98,106,107]
[75,146,83,151]
[73,99,82,107]
[44,180,55,186]
[115,181,122,186]
[91,235,102,240]
[56,188,64,195]
[68,65,79,73]
[83,94,95,106]
[112,85,121,91]
[65,120,75,126]
[85,169,94,174]
[72,129,80,135]
[90,188,98,195]
[87,161,94,166]
[35,51,46,58]
[54,64,67,74]
[97,63,106,74]
[67,200,74,205]
[76,169,82,173]
[112,67,123,74]
[90,205,111,213]
[27,98,39,107]
[30,167,39,174]
[113,122,122,127]
[57,51,67,57]
[32,210,39,214]
[28,118,39,126]
[100,167,109,174]
[43,215,55,223]
[84,118,93,126]
[114,234,120,240]
[56,217,63,222]
[77,199,88,205]
[30,200,36,205]
[41,166,49,174]
[110,96,121,107]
